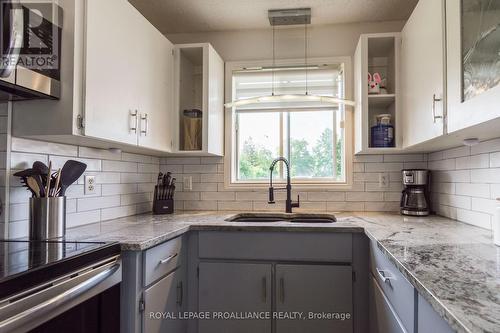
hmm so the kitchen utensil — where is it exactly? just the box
[59,160,87,196]
[13,168,37,178]
[53,169,61,196]
[26,177,41,198]
[33,161,49,176]
[45,162,52,198]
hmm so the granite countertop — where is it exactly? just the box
[67,211,500,333]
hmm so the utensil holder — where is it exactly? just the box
[153,199,174,215]
[29,196,66,240]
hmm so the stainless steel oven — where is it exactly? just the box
[0,0,62,101]
[0,241,122,333]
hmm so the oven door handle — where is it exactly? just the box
[0,0,24,78]
[0,263,120,332]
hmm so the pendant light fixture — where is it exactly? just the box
[224,8,355,108]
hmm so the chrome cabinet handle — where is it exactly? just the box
[0,263,120,332]
[432,94,443,123]
[177,281,183,306]
[140,113,148,136]
[158,253,178,265]
[261,277,267,303]
[279,277,285,303]
[130,110,138,133]
[376,268,393,285]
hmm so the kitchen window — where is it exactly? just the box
[225,58,353,188]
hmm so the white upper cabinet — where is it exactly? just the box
[172,43,224,156]
[83,0,142,146]
[84,0,174,152]
[12,0,175,153]
[446,0,500,133]
[401,0,446,148]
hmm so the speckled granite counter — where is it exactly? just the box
[67,211,499,333]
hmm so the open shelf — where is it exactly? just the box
[368,94,396,108]
[354,33,401,154]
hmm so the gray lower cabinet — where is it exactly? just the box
[121,235,187,333]
[369,275,407,333]
[144,268,185,333]
[275,264,353,333]
[198,262,272,333]
[417,295,454,333]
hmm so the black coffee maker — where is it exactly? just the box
[400,169,431,216]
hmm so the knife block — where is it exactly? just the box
[153,199,174,215]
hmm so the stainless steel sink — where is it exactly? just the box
[225,213,336,223]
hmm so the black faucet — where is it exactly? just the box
[268,157,300,213]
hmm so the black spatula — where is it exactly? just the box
[59,160,87,196]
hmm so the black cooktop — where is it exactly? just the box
[0,239,120,300]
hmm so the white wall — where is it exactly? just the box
[167,21,405,61]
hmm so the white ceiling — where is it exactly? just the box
[129,0,419,34]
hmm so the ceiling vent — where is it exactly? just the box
[268,8,311,26]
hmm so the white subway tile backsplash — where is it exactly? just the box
[489,152,500,168]
[429,139,500,230]
[200,191,235,201]
[365,162,403,172]
[307,192,346,202]
[121,192,151,205]
[327,202,364,211]
[456,209,491,230]
[217,201,253,211]
[50,156,102,172]
[353,155,383,163]
[471,138,500,155]
[471,168,500,184]
[455,183,490,198]
[78,147,122,161]
[384,154,425,162]
[101,205,136,221]
[67,210,101,228]
[102,160,138,173]
[10,152,47,170]
[102,184,138,196]
[12,137,78,157]
[77,195,121,212]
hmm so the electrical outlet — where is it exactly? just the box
[84,175,96,195]
[183,176,192,191]
[379,173,389,188]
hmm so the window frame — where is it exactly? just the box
[224,57,354,190]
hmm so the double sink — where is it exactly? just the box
[226,213,336,223]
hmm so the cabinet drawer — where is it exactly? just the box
[369,276,407,333]
[143,236,183,286]
[199,231,352,262]
[369,239,414,333]
[417,294,454,333]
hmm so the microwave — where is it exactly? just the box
[0,0,62,101]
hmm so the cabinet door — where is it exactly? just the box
[83,0,141,145]
[401,0,445,148]
[143,269,185,333]
[275,264,353,333]
[446,0,500,133]
[369,276,407,333]
[198,262,272,333]
[205,45,224,155]
[137,22,174,152]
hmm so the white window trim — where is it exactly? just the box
[224,57,354,190]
